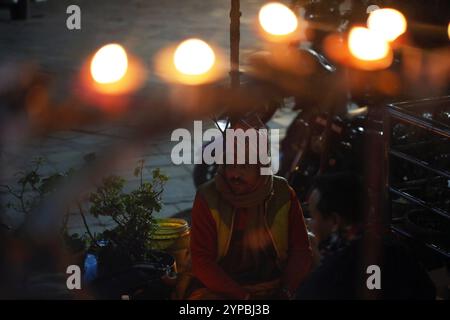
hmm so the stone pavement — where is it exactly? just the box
[0,0,298,235]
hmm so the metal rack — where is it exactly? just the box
[383,96,450,262]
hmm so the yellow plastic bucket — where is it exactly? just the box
[150,218,190,273]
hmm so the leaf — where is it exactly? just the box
[85,167,168,261]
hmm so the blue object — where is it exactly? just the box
[83,253,98,283]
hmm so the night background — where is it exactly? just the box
[0,0,449,301]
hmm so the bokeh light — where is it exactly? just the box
[90,44,128,84]
[258,2,298,36]
[173,39,216,76]
[448,22,450,40]
[155,39,225,86]
[349,27,390,61]
[78,44,146,112]
[367,8,407,42]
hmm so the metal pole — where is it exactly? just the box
[230,0,241,89]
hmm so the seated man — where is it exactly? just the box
[297,172,436,300]
[187,121,313,300]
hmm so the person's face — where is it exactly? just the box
[224,164,260,195]
[308,189,338,244]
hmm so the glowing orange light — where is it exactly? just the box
[173,39,216,76]
[259,2,298,36]
[90,44,128,84]
[155,39,225,86]
[367,8,407,42]
[78,44,145,112]
[349,27,390,61]
[448,22,450,40]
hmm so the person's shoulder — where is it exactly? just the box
[197,179,217,195]
[273,175,298,200]
[273,175,289,186]
[196,179,222,211]
[273,175,291,193]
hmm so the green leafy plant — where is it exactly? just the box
[2,158,67,226]
[2,157,168,270]
[1,157,90,254]
[85,160,168,265]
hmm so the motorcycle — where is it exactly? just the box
[192,0,387,195]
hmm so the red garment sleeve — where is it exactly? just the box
[190,192,248,299]
[281,187,313,293]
